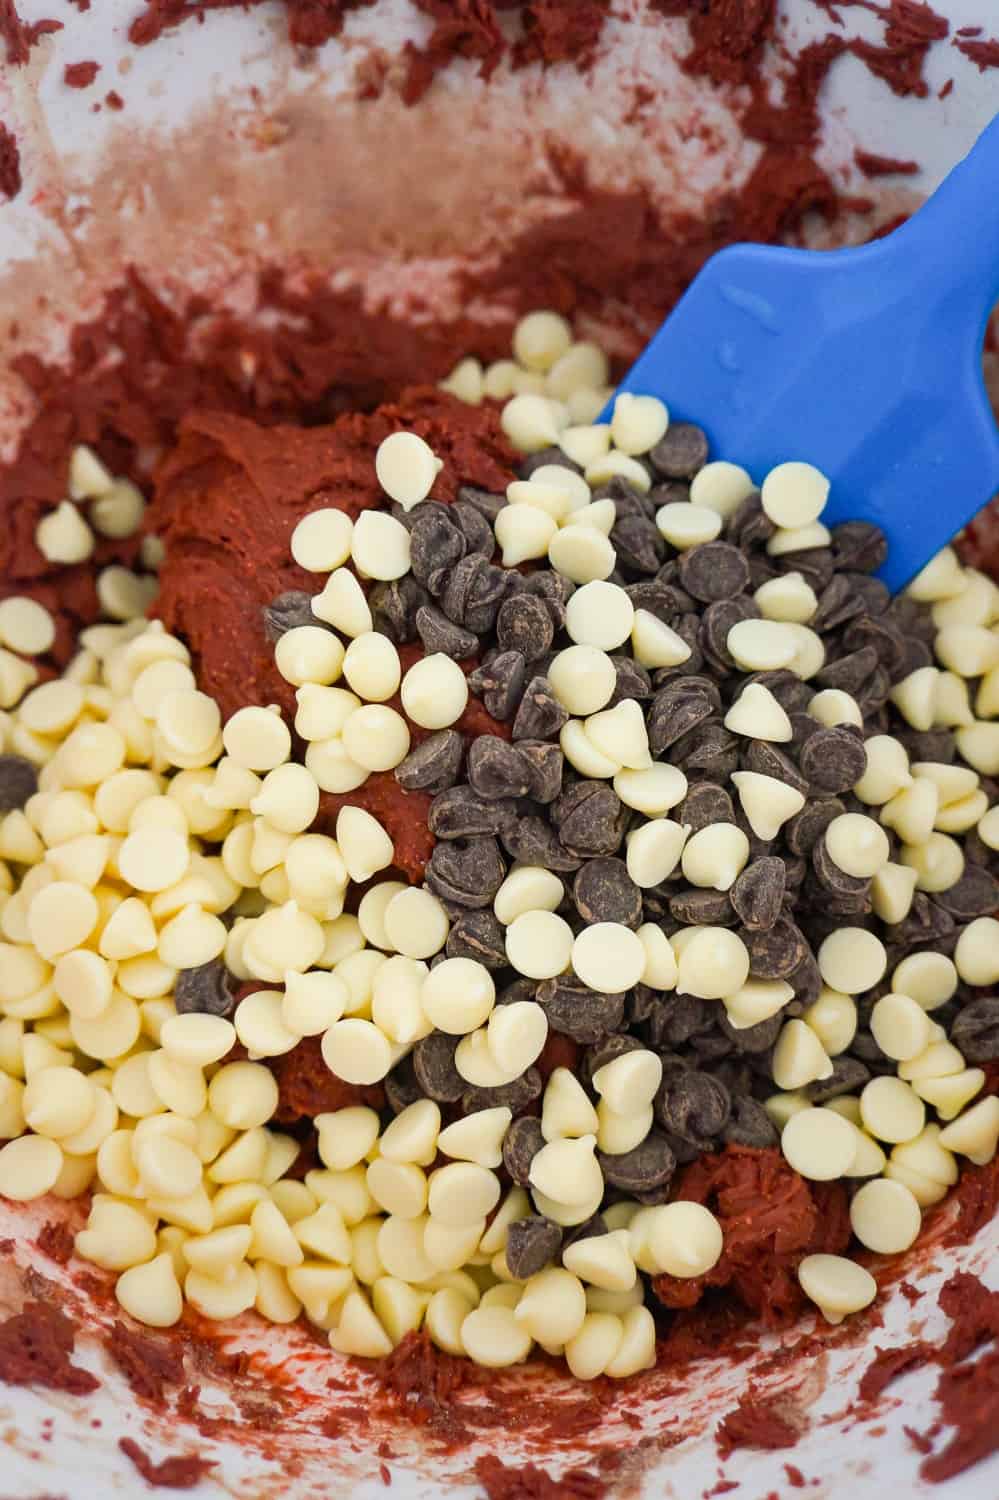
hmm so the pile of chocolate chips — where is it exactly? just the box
[260,425,999,1232]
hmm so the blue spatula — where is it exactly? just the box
[607,114,999,592]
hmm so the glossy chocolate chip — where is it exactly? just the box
[655,1071,730,1148]
[598,1131,676,1194]
[415,603,479,659]
[462,1068,543,1115]
[511,676,569,742]
[799,727,867,794]
[730,858,786,931]
[951,998,999,1064]
[678,542,750,603]
[395,731,465,795]
[495,594,555,662]
[502,1116,546,1187]
[446,909,508,968]
[262,591,317,642]
[174,961,237,1018]
[552,782,627,858]
[573,858,642,928]
[505,1216,564,1279]
[413,1032,466,1103]
[648,422,709,479]
[425,836,505,910]
[744,917,809,979]
[724,1096,779,1148]
[0,753,39,813]
[536,978,626,1044]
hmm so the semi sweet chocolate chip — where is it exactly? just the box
[669,888,735,926]
[446,910,508,968]
[813,575,866,633]
[429,785,518,839]
[805,1056,871,1102]
[467,737,533,799]
[648,422,709,480]
[884,892,955,950]
[678,542,750,603]
[727,493,774,550]
[426,836,505,909]
[785,798,844,857]
[451,500,496,557]
[502,1116,546,1187]
[468,652,527,722]
[598,1131,676,1194]
[369,576,428,643]
[744,917,809,979]
[573,858,642,928]
[437,554,512,634]
[648,684,716,754]
[607,656,653,708]
[799,727,867,794]
[462,1068,542,1115]
[742,740,809,794]
[552,782,627,858]
[718,1010,783,1054]
[505,1216,564,1279]
[410,508,466,589]
[511,677,569,742]
[626,581,680,625]
[700,597,759,673]
[262,591,317,642]
[934,867,999,919]
[495,594,555,661]
[647,993,715,1048]
[413,1032,466,1103]
[776,547,834,592]
[655,1071,730,1149]
[951,998,999,1064]
[678,782,735,834]
[395,731,465,795]
[536,978,626,1044]
[517,740,564,804]
[671,721,739,778]
[457,484,506,523]
[843,614,907,679]
[746,669,813,715]
[0,754,39,812]
[174,961,236,1018]
[416,603,479,659]
[815,645,879,696]
[517,448,582,479]
[384,1053,424,1114]
[500,815,582,872]
[611,514,664,575]
[730,858,786,931]
[724,1096,779,1148]
[831,520,888,575]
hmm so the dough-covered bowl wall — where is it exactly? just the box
[1,4,998,1498]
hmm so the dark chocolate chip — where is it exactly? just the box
[718,1010,784,1054]
[495,594,555,662]
[573,858,642,928]
[606,655,653,710]
[462,1068,542,1115]
[451,501,496,557]
[669,888,735,926]
[457,484,506,524]
[552,782,627,858]
[742,741,809,794]
[815,645,880,696]
[502,1116,546,1187]
[413,1032,466,1103]
[678,542,750,603]
[561,1214,609,1251]
[678,782,735,834]
[884,892,956,951]
[467,736,533,799]
[647,683,716,754]
[468,651,527,722]
[438,554,512,634]
[410,508,466,589]
[671,721,739,778]
[775,547,835,592]
[726,493,774,550]
[813,575,866,634]
[369,577,428,643]
[425,836,505,910]
[611,514,665,575]
[446,910,508,968]
[934,866,999,920]
[428,785,518,839]
[831,521,888,575]
[536,978,626,1044]
[700,597,760,673]
[598,1131,676,1194]
[582,1033,644,1087]
[805,1056,871,1103]
[517,740,564,804]
[730,857,786,931]
[416,603,478,659]
[647,993,715,1048]
[0,753,39,813]
[511,676,569,742]
[518,447,582,479]
[744,917,809,979]
[799,727,867,794]
[591,476,653,519]
[811,836,870,899]
[625,581,681,625]
[395,731,465,795]
[724,1096,779,1149]
[648,422,709,479]
[262,591,317,642]
[785,798,845,857]
[951,998,999,1064]
[843,614,907,679]
[174,961,237,1018]
[745,669,814,715]
[501,816,582,872]
[384,1053,424,1114]
[505,1216,563,1279]
[655,1071,730,1148]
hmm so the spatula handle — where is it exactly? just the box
[890,112,999,321]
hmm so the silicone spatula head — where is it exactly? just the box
[608,115,999,592]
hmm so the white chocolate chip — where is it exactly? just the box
[681,823,749,892]
[754,572,818,624]
[723,682,792,742]
[541,1068,599,1142]
[688,461,754,517]
[375,432,442,510]
[850,1178,921,1254]
[400,654,469,730]
[610,393,668,456]
[817,928,887,995]
[572,923,646,993]
[726,618,798,672]
[655,502,721,550]
[351,510,412,581]
[808,688,863,729]
[626,819,688,887]
[860,1076,925,1143]
[954,917,999,987]
[501,394,561,453]
[495,504,558,565]
[760,461,829,527]
[548,525,616,584]
[421,958,495,1035]
[798,1254,876,1325]
[565,581,634,651]
[730,771,805,841]
[781,1106,857,1179]
[772,1021,833,1090]
[870,992,933,1061]
[801,987,857,1056]
[36,502,95,565]
[613,763,687,816]
[548,646,616,716]
[0,598,56,657]
[676,926,750,999]
[823,813,891,878]
[505,909,574,980]
[637,1202,723,1278]
[529,1134,602,1208]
